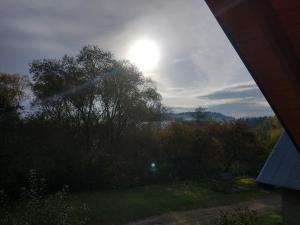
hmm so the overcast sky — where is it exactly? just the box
[0,0,274,117]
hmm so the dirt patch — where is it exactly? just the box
[126,196,281,225]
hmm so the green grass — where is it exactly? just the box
[258,211,282,225]
[68,178,275,225]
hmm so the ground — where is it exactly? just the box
[69,178,280,225]
[126,196,281,225]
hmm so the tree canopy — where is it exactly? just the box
[0,45,281,194]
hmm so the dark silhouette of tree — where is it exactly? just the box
[0,73,27,126]
[194,107,209,124]
[0,73,29,194]
[24,46,164,189]
[30,46,162,159]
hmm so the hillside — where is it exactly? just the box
[166,111,234,123]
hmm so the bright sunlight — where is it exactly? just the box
[128,39,160,72]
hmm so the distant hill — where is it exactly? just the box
[164,109,276,128]
[166,111,234,123]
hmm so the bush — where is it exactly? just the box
[0,170,90,225]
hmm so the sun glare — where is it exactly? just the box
[128,39,160,72]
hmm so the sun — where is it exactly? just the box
[128,39,160,72]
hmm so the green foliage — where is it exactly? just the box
[258,211,282,225]
[158,121,266,179]
[0,114,275,192]
[256,117,283,150]
[0,170,90,225]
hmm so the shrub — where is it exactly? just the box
[0,170,90,225]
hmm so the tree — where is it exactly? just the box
[0,73,27,126]
[194,107,209,124]
[255,116,283,150]
[0,73,28,152]
[29,45,163,174]
[0,73,28,192]
[220,121,263,175]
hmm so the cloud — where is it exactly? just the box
[197,83,274,117]
[0,0,273,117]
[199,83,264,100]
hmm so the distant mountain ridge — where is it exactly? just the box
[166,111,234,123]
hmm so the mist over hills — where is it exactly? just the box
[166,110,234,123]
[166,107,274,128]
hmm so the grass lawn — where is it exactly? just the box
[258,211,282,225]
[69,178,276,225]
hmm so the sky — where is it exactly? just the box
[0,0,274,117]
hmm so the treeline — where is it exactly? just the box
[0,46,282,196]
